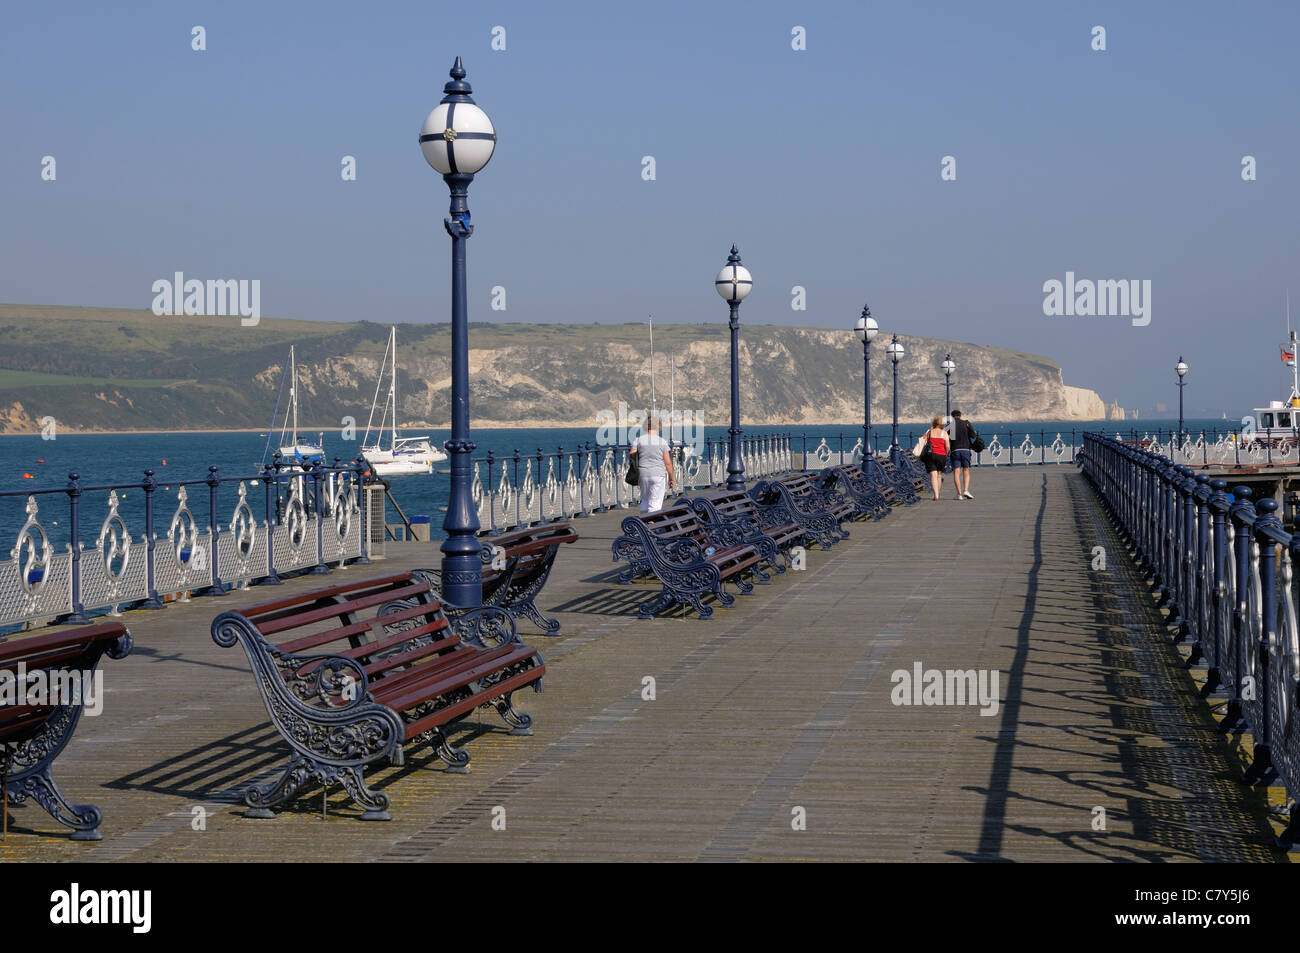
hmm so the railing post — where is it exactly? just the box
[308,464,331,575]
[58,472,89,625]
[554,445,566,522]
[1204,478,1230,693]
[261,463,283,584]
[353,458,371,565]
[195,465,225,596]
[535,447,545,524]
[139,468,163,609]
[593,443,608,513]
[1248,498,1282,784]
[801,433,808,472]
[485,449,498,532]
[1186,474,1211,664]
[1225,486,1256,732]
[1171,466,1197,641]
[512,449,522,527]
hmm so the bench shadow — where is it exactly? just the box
[128,644,251,675]
[102,719,526,816]
[580,567,639,584]
[549,586,653,616]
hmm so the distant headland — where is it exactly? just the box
[0,304,1123,434]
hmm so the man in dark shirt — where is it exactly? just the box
[948,409,974,499]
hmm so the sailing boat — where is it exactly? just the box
[668,346,695,458]
[361,327,446,476]
[265,345,325,468]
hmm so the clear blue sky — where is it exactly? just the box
[2,0,1297,417]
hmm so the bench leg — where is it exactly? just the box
[491,693,534,736]
[636,588,679,619]
[340,767,392,821]
[430,729,472,773]
[243,755,313,818]
[8,769,103,840]
[687,591,716,619]
[514,599,563,637]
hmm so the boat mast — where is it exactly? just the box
[389,326,398,450]
[649,315,656,423]
[289,345,298,445]
[669,347,675,441]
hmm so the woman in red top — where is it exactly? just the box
[923,415,950,501]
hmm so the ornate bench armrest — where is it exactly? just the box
[212,612,373,712]
[444,603,521,648]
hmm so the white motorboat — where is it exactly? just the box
[1248,326,1300,443]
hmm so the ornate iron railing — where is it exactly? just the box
[0,459,370,632]
[798,430,1084,467]
[793,427,1294,469]
[471,434,795,533]
[1081,432,1300,843]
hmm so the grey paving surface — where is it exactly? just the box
[0,467,1283,862]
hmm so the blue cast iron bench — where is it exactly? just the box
[1,621,133,840]
[612,506,766,619]
[212,572,544,820]
[749,473,852,549]
[685,487,805,576]
[871,455,922,505]
[823,464,894,520]
[415,522,579,635]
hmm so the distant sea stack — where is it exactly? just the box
[0,305,1118,432]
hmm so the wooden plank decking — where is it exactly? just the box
[0,467,1283,862]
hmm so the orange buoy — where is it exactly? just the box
[161,459,167,466]
[22,473,34,479]
[36,459,44,463]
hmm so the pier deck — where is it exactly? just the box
[0,467,1282,862]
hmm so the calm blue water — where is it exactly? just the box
[0,419,1227,549]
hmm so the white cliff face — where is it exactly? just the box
[0,305,1123,432]
[1062,385,1107,420]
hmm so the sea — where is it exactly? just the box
[0,418,1231,548]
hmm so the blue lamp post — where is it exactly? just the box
[886,334,905,462]
[420,57,496,607]
[716,244,753,490]
[941,354,955,420]
[1175,357,1188,451]
[855,305,878,467]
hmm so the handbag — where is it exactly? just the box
[968,425,985,454]
[912,435,927,459]
[625,452,640,486]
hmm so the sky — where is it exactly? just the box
[2,0,1298,418]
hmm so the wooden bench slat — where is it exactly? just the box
[375,644,538,714]
[254,582,431,635]
[234,573,416,619]
[0,622,129,664]
[401,663,544,741]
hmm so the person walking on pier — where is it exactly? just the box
[948,409,974,499]
[922,415,949,501]
[631,417,674,513]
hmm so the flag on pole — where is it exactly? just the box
[1284,347,1295,363]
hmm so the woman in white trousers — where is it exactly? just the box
[631,418,674,513]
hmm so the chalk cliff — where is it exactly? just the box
[0,305,1116,432]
